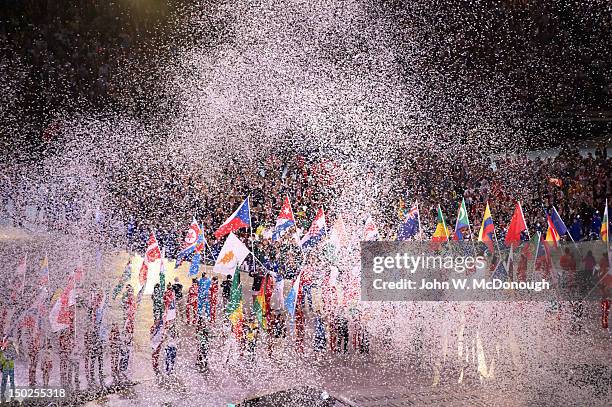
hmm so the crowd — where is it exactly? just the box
[399,142,610,243]
[0,236,609,402]
[0,142,610,254]
[0,261,373,402]
[112,141,610,256]
[0,143,610,403]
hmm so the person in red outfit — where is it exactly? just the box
[295,307,305,354]
[186,279,199,325]
[559,248,577,285]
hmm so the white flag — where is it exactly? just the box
[363,215,379,241]
[213,232,250,275]
[328,216,348,252]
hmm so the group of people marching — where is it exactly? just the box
[142,260,372,383]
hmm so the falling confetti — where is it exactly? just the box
[0,1,610,406]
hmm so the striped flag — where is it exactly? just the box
[478,203,495,253]
[253,278,268,329]
[545,211,560,248]
[284,273,301,320]
[431,205,450,248]
[225,267,244,339]
[453,198,470,241]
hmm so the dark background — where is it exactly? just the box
[0,0,610,162]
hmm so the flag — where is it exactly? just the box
[545,211,560,248]
[453,198,470,241]
[431,205,450,243]
[150,318,165,350]
[363,215,379,241]
[175,218,203,267]
[300,208,327,251]
[328,215,348,252]
[284,273,302,319]
[112,259,132,300]
[39,255,49,286]
[213,232,250,275]
[533,231,552,274]
[49,266,83,332]
[225,267,244,339]
[491,250,510,282]
[272,195,296,241]
[137,233,162,304]
[551,207,568,236]
[602,201,608,243]
[478,203,495,253]
[530,231,548,268]
[10,255,27,301]
[398,201,420,240]
[253,278,268,329]
[214,197,251,239]
[505,202,528,247]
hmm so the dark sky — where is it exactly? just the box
[1,0,610,161]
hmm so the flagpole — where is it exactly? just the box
[489,203,501,255]
[198,220,218,268]
[439,204,451,248]
[517,201,530,240]
[465,203,474,241]
[454,201,460,240]
[322,208,328,239]
[553,206,579,251]
[530,231,541,280]
[248,196,256,276]
[46,250,50,289]
[416,200,423,242]
[464,199,477,255]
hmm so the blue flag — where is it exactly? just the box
[398,201,420,240]
[284,274,301,319]
[551,207,568,236]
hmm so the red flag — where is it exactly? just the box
[505,202,527,247]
